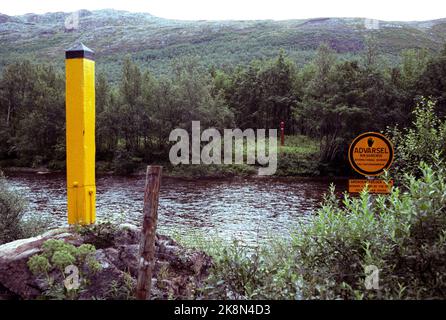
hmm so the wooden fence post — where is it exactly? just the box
[136,165,162,300]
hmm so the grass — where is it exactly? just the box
[280,135,319,155]
[163,135,320,177]
[164,163,257,178]
[1,134,320,178]
[276,135,320,176]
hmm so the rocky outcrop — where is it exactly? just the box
[0,224,212,300]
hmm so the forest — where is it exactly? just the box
[1,42,446,176]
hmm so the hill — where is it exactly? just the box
[0,9,445,79]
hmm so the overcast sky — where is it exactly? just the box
[1,0,445,21]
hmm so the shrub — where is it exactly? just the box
[112,146,140,175]
[297,163,446,299]
[31,240,101,276]
[0,172,50,245]
[42,239,77,258]
[179,162,446,300]
[0,172,26,244]
[27,239,101,300]
[386,97,446,180]
[19,215,52,239]
[276,152,319,176]
[51,251,76,271]
[28,255,51,275]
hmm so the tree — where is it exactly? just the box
[169,57,234,130]
[362,36,379,70]
[295,44,346,163]
[97,89,121,160]
[257,50,298,130]
[96,73,114,158]
[0,60,37,128]
[226,62,263,129]
[400,49,430,90]
[13,65,65,165]
[118,58,144,153]
[224,51,298,131]
[386,98,446,179]
[295,43,399,170]
[416,50,446,115]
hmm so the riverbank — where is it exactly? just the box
[0,135,327,178]
[2,163,445,300]
[2,160,446,299]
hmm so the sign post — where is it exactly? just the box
[348,132,394,194]
[65,43,96,225]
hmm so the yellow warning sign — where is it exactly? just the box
[348,179,393,194]
[348,132,394,176]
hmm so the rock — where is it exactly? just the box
[114,223,141,245]
[0,224,212,300]
[77,249,134,300]
[0,229,84,299]
[0,283,17,300]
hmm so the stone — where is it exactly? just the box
[0,224,212,300]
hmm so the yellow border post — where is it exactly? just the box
[65,43,96,225]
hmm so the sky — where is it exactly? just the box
[1,0,445,21]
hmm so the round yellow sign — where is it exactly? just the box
[348,132,394,176]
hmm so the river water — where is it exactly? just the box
[4,172,347,245]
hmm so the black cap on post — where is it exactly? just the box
[65,43,95,60]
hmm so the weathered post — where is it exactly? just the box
[65,43,96,225]
[280,121,285,146]
[136,166,163,300]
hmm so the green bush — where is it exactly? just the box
[19,215,52,239]
[387,97,446,180]
[294,163,446,299]
[178,162,446,300]
[0,172,26,244]
[276,152,319,176]
[27,239,101,299]
[112,146,140,175]
[28,255,51,275]
[51,251,76,271]
[0,172,51,245]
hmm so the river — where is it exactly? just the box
[4,172,347,245]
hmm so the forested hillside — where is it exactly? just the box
[1,10,446,175]
[1,41,445,175]
[0,9,445,80]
